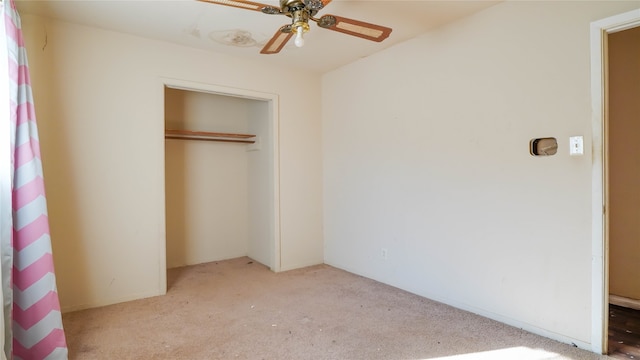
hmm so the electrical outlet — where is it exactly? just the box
[381,248,388,260]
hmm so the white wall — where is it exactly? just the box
[247,100,274,267]
[322,0,640,349]
[20,14,323,312]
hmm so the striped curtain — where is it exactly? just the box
[3,0,68,359]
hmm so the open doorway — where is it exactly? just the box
[591,8,640,357]
[606,24,640,360]
[161,79,281,290]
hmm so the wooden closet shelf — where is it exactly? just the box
[165,129,256,144]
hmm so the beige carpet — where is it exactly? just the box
[62,257,609,359]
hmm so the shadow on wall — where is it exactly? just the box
[31,21,91,311]
[164,138,188,273]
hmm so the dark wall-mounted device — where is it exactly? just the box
[530,137,558,156]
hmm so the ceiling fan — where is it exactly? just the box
[197,0,393,54]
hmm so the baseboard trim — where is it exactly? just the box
[324,260,592,351]
[610,294,640,310]
[61,289,163,313]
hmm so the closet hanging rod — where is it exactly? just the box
[165,129,256,144]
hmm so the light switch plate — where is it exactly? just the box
[569,136,583,156]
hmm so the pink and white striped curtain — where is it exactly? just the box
[3,0,68,359]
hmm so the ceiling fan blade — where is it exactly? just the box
[316,15,392,42]
[260,26,293,54]
[197,0,279,14]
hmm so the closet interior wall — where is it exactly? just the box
[164,87,273,269]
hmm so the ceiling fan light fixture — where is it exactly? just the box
[294,28,305,47]
[291,9,310,48]
[292,21,309,47]
[199,0,392,54]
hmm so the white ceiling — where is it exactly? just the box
[15,0,500,73]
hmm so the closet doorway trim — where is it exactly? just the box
[160,77,282,285]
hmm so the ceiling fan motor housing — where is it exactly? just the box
[292,9,310,34]
[280,0,320,16]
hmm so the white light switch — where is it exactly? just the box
[569,136,583,156]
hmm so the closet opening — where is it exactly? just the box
[162,80,280,289]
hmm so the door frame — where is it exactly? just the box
[590,8,640,354]
[159,77,282,293]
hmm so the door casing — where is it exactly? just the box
[590,8,640,354]
[158,77,282,295]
